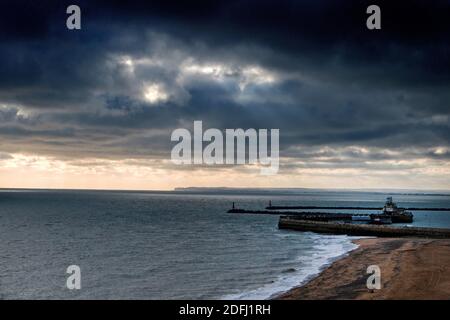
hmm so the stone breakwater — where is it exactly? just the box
[278,216,450,238]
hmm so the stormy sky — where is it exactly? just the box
[0,0,449,190]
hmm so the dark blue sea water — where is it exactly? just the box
[1,189,449,299]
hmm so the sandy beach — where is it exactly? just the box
[277,238,450,300]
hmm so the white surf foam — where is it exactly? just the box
[221,234,359,300]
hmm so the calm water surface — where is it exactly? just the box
[1,189,449,299]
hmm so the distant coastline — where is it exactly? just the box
[174,187,450,197]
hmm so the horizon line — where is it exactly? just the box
[1,186,450,194]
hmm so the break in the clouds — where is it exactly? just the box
[0,0,449,190]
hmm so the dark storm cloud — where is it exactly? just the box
[0,0,449,166]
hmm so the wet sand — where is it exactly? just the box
[277,238,450,300]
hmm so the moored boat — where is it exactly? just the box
[381,197,414,223]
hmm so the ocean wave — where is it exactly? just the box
[220,234,359,300]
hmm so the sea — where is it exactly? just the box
[1,188,449,299]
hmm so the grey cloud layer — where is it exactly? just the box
[0,0,449,170]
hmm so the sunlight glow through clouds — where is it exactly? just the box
[113,54,279,106]
[142,83,169,104]
[433,147,449,155]
[1,153,450,190]
[180,61,277,90]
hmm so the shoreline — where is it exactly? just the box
[275,237,450,300]
[224,235,358,300]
